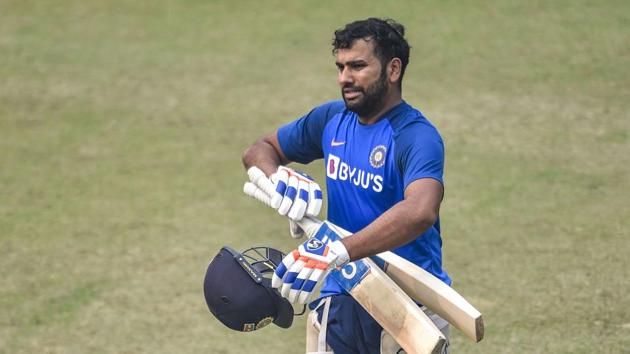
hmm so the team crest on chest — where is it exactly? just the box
[369,145,387,168]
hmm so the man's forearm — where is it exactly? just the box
[341,198,437,261]
[242,132,289,176]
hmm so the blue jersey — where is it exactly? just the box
[278,100,451,297]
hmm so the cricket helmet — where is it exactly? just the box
[203,246,294,331]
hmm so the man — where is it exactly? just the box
[242,18,450,353]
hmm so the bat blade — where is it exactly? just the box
[377,252,484,342]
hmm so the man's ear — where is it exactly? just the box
[388,58,402,84]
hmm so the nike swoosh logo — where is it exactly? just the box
[331,139,346,147]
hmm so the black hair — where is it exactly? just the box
[332,18,411,86]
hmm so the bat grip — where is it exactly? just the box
[296,216,323,238]
[243,182,274,208]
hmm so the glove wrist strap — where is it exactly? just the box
[328,240,350,267]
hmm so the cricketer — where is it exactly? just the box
[242,18,451,354]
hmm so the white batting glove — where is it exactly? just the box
[270,166,322,221]
[272,225,349,304]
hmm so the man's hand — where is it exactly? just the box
[270,166,322,221]
[272,225,349,304]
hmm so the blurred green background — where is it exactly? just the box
[1,1,628,353]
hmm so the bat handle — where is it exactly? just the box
[243,182,274,208]
[295,216,323,238]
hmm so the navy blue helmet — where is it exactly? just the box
[203,246,294,331]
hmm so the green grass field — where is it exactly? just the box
[1,1,629,353]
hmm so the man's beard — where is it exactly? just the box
[342,68,389,119]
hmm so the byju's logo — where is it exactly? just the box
[326,154,383,193]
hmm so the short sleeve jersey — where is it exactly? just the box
[278,100,451,298]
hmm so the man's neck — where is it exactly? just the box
[358,92,403,125]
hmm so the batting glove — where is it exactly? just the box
[270,166,322,221]
[272,224,349,304]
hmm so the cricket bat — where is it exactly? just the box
[245,166,484,343]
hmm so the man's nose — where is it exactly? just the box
[338,67,353,86]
